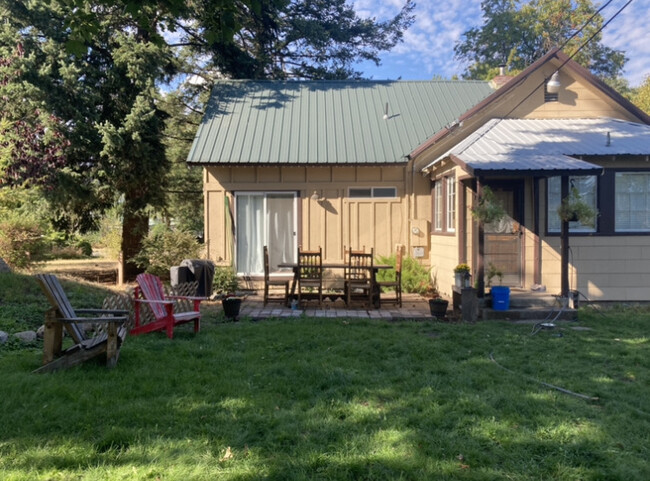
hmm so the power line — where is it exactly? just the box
[454,0,633,158]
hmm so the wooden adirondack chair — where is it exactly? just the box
[34,274,128,374]
[132,273,205,339]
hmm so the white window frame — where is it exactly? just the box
[234,191,298,275]
[348,186,397,198]
[434,181,443,231]
[615,172,650,232]
[446,175,456,233]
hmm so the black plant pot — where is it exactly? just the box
[222,297,242,321]
[429,299,449,319]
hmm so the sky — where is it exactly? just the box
[353,0,650,87]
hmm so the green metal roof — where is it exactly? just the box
[187,80,494,165]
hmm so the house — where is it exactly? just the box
[187,48,650,302]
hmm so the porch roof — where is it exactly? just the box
[426,118,650,177]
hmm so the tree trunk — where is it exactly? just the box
[121,209,149,282]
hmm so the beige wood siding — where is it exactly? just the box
[203,164,427,267]
[541,236,650,301]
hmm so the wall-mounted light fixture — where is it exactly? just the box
[546,71,561,94]
[310,190,324,202]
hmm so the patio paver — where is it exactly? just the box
[235,293,437,321]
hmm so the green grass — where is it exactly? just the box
[1,273,649,479]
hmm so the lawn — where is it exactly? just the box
[1,273,649,480]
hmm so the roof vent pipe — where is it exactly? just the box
[383,102,389,120]
[499,64,506,76]
[606,131,611,147]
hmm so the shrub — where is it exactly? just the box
[92,210,123,259]
[0,217,46,269]
[376,253,436,296]
[133,226,202,280]
[76,239,93,257]
[213,266,239,295]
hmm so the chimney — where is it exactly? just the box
[490,64,513,89]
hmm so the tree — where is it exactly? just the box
[454,0,626,80]
[0,1,177,279]
[0,0,415,279]
[156,0,416,239]
[175,0,416,80]
[633,76,650,114]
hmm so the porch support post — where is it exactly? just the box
[533,177,541,285]
[476,180,485,298]
[560,176,570,298]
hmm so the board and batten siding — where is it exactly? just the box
[203,164,429,267]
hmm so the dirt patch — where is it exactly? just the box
[39,259,119,285]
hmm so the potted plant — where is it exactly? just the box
[214,266,242,321]
[454,263,471,288]
[415,272,449,319]
[470,186,507,224]
[428,296,449,319]
[557,186,597,226]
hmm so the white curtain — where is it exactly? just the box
[236,193,296,275]
[616,172,650,231]
[267,194,295,270]
[236,194,264,275]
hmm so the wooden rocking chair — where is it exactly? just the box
[34,274,128,373]
[132,273,205,339]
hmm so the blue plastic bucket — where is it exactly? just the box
[491,286,510,311]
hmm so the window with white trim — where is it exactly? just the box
[433,175,455,233]
[446,174,456,232]
[616,172,650,232]
[434,181,443,231]
[547,175,597,232]
[348,187,397,198]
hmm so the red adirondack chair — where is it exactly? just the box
[132,273,205,339]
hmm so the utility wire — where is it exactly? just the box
[454,0,633,158]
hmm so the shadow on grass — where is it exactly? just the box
[1,307,649,480]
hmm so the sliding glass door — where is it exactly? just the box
[235,192,297,275]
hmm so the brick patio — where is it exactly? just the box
[235,292,437,321]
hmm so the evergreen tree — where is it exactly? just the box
[1,0,415,277]
[0,1,176,278]
[176,0,415,80]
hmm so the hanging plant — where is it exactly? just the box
[557,187,597,227]
[471,186,507,224]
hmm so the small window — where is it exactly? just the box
[349,188,372,198]
[348,187,397,198]
[373,187,397,198]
